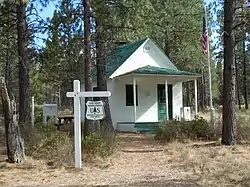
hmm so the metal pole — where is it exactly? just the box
[204,5,215,123]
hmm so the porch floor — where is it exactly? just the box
[134,122,161,134]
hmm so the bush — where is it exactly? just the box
[34,105,43,124]
[155,117,213,142]
[156,111,250,143]
[24,124,115,166]
[26,124,74,166]
[83,133,115,158]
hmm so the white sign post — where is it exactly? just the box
[66,80,111,169]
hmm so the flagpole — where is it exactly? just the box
[204,5,215,124]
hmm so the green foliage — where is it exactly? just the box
[113,0,205,72]
[83,133,115,158]
[25,124,74,166]
[34,104,43,123]
[155,117,213,142]
[25,125,116,166]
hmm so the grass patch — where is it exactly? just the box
[165,141,250,186]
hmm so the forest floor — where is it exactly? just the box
[1,132,250,187]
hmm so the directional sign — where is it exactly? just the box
[86,100,105,120]
[66,80,111,168]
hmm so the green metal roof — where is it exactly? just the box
[90,38,147,82]
[82,38,199,84]
[131,65,200,76]
[106,38,147,76]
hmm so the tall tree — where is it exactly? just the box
[243,36,248,109]
[83,0,93,138]
[222,0,237,145]
[36,1,83,105]
[94,2,115,139]
[17,0,30,126]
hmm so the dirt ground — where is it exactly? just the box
[0,133,250,187]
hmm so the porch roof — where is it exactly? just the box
[131,65,200,77]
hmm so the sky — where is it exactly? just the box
[35,0,218,48]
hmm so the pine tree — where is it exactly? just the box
[17,0,31,127]
[94,1,115,139]
[222,0,237,145]
[83,0,93,138]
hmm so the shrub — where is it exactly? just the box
[24,124,115,166]
[34,105,43,124]
[26,124,74,166]
[83,133,115,158]
[155,117,213,142]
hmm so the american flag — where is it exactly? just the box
[202,16,208,55]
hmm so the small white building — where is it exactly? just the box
[81,38,200,132]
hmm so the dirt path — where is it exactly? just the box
[0,133,199,187]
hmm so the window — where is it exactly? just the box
[126,85,138,106]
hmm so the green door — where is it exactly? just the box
[157,84,173,120]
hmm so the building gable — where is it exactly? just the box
[106,38,147,77]
[109,38,179,78]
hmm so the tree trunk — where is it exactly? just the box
[17,1,30,127]
[96,18,115,140]
[83,0,93,138]
[4,1,11,93]
[222,0,237,145]
[243,37,248,109]
[0,77,25,163]
[235,55,241,110]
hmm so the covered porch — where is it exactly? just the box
[130,66,200,121]
[110,65,201,133]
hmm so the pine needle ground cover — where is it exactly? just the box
[0,110,250,186]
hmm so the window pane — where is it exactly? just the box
[126,84,138,106]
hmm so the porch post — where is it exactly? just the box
[194,79,198,117]
[133,77,137,122]
[165,80,169,120]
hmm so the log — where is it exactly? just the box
[0,77,25,163]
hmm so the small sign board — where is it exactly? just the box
[43,103,58,117]
[86,100,105,120]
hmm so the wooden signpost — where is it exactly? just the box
[66,80,111,168]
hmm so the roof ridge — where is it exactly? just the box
[116,38,148,49]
